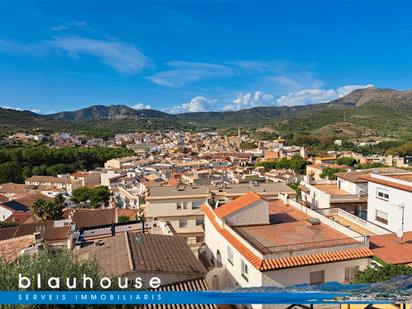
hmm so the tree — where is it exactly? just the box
[71,187,93,207]
[0,249,101,291]
[32,199,63,221]
[54,193,65,208]
[72,186,111,208]
[0,161,23,183]
[336,157,357,167]
[354,264,412,283]
[320,167,346,180]
[89,186,111,208]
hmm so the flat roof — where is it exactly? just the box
[233,200,357,254]
[146,186,210,199]
[386,173,412,183]
[312,184,350,196]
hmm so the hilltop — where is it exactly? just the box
[2,87,412,137]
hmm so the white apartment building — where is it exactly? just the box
[300,173,367,215]
[144,185,210,247]
[364,172,412,233]
[201,192,372,309]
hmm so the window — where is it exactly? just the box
[177,202,182,210]
[196,218,204,226]
[345,266,359,282]
[183,202,189,209]
[179,220,188,228]
[309,270,325,285]
[376,188,389,201]
[192,201,202,209]
[227,245,234,265]
[241,260,248,282]
[375,210,388,225]
[196,236,204,243]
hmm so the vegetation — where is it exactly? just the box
[32,195,65,221]
[4,88,412,140]
[320,167,346,180]
[336,157,357,166]
[255,155,310,174]
[240,142,257,150]
[0,221,18,228]
[0,146,134,184]
[118,216,130,223]
[354,264,412,283]
[0,249,101,291]
[71,186,111,208]
[287,182,301,196]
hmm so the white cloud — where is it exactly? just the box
[224,91,274,111]
[277,84,374,106]
[51,21,87,32]
[1,106,40,113]
[148,61,235,88]
[0,37,150,75]
[169,96,216,114]
[132,103,151,110]
[271,72,323,91]
[51,37,150,74]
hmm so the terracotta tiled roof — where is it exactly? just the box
[370,232,412,265]
[128,232,207,275]
[75,232,132,276]
[0,235,36,264]
[3,211,33,224]
[0,222,70,243]
[361,175,412,193]
[214,191,262,219]
[202,203,373,272]
[72,208,116,229]
[202,203,262,269]
[260,248,373,271]
[143,278,216,309]
[335,171,369,183]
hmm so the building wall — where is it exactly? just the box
[225,200,269,226]
[204,212,369,292]
[261,258,370,287]
[0,206,12,221]
[367,182,412,233]
[204,216,263,288]
[337,179,367,195]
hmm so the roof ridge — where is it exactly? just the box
[124,231,135,271]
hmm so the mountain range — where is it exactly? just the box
[2,87,412,137]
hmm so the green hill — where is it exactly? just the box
[2,87,412,137]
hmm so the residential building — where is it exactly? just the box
[25,176,82,194]
[70,171,101,187]
[75,231,213,297]
[144,185,209,248]
[201,192,372,308]
[363,172,412,233]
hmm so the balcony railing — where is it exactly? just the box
[315,208,392,235]
[330,194,366,202]
[266,235,367,254]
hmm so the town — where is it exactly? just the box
[1,128,412,308]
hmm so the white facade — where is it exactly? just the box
[203,197,371,309]
[366,174,412,233]
[0,205,12,222]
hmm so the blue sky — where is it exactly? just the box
[1,1,412,114]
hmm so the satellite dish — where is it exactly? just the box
[396,229,404,239]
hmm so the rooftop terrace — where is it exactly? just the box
[232,200,364,255]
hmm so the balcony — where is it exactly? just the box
[315,208,392,236]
